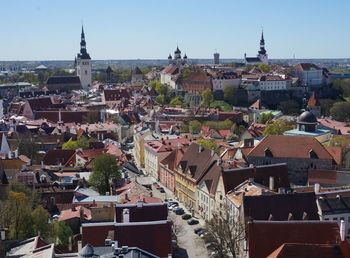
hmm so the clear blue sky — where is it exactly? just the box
[1,0,349,60]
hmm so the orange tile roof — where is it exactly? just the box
[247,135,334,160]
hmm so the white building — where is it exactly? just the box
[316,188,350,240]
[75,26,92,90]
[258,75,292,91]
[294,63,323,87]
[160,65,179,90]
[212,72,241,91]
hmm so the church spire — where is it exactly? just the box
[78,25,90,59]
[258,29,266,55]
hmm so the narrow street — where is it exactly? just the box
[150,181,210,258]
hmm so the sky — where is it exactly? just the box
[1,0,350,60]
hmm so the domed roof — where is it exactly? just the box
[78,244,95,258]
[297,110,317,124]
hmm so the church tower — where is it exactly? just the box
[76,26,92,90]
[257,30,268,64]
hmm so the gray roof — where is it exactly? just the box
[318,196,350,215]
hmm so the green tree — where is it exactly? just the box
[197,139,218,152]
[31,205,50,238]
[209,100,232,111]
[1,191,32,239]
[90,154,121,194]
[329,135,350,148]
[52,221,73,246]
[333,79,350,97]
[330,102,350,122]
[233,125,246,136]
[169,96,184,107]
[278,100,300,115]
[62,137,89,150]
[223,85,235,105]
[263,120,293,136]
[202,89,214,107]
[189,120,202,134]
[258,63,271,73]
[259,112,274,124]
[156,95,166,105]
[320,99,337,117]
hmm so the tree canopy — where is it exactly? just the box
[62,137,89,150]
[90,154,121,194]
[189,120,202,134]
[259,112,274,124]
[169,96,184,107]
[258,63,271,73]
[197,139,218,152]
[330,102,350,122]
[209,100,232,111]
[263,120,293,136]
[202,89,214,107]
[278,100,300,115]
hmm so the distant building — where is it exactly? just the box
[76,26,92,90]
[46,75,82,91]
[284,110,331,144]
[294,63,323,87]
[214,52,220,64]
[244,30,268,65]
[167,46,187,66]
[131,66,143,83]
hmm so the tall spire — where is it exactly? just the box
[258,28,266,55]
[260,28,265,45]
[78,25,90,59]
[81,25,85,40]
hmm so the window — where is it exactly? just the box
[325,218,329,221]
[333,217,338,221]
[348,229,350,235]
[340,217,345,221]
[348,217,350,223]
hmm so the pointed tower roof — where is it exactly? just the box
[250,99,263,110]
[184,53,188,59]
[175,46,181,54]
[260,29,265,45]
[78,25,91,60]
[168,53,172,59]
[307,91,320,107]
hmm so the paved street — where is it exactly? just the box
[150,181,209,258]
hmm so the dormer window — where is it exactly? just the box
[264,148,273,158]
[309,149,318,159]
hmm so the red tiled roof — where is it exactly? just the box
[308,92,320,107]
[248,221,341,258]
[267,243,348,258]
[247,135,334,160]
[42,149,76,166]
[294,63,322,72]
[58,206,91,221]
[126,195,162,204]
[250,99,263,109]
[326,146,342,165]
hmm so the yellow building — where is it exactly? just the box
[174,143,217,214]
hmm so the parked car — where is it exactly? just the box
[194,227,204,235]
[187,218,199,225]
[164,198,174,203]
[182,214,192,220]
[159,187,165,193]
[174,208,185,215]
[168,201,179,207]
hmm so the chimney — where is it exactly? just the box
[58,109,62,124]
[122,208,130,223]
[198,144,202,153]
[216,158,221,166]
[68,236,72,252]
[269,176,274,191]
[7,151,12,159]
[14,149,18,158]
[78,241,82,252]
[211,148,215,157]
[340,220,346,241]
[314,183,320,194]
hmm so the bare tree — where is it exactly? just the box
[204,209,245,258]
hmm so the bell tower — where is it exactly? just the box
[76,25,92,89]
